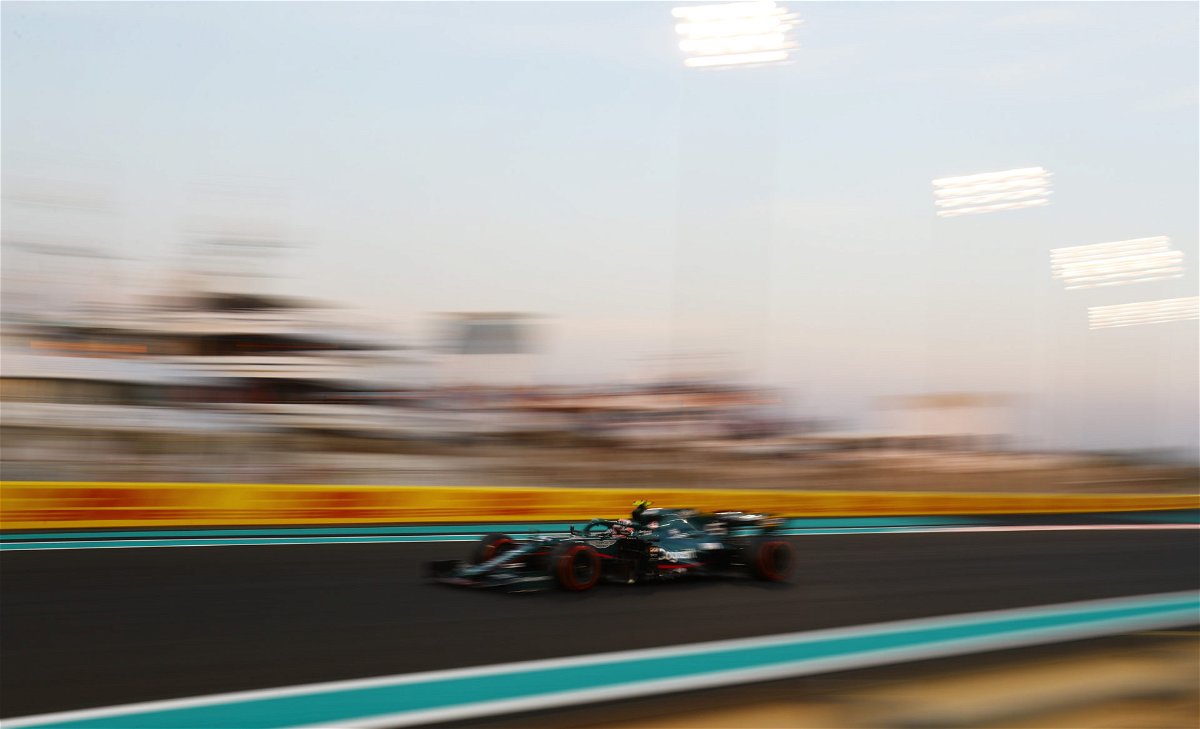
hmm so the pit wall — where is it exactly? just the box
[1,481,1197,530]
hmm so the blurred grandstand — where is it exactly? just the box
[1,244,1195,490]
[0,248,783,480]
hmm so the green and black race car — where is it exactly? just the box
[428,501,794,592]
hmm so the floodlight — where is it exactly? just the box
[1088,297,1199,329]
[1051,236,1184,290]
[932,167,1052,217]
[674,1,799,69]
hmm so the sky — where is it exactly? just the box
[2,1,1198,455]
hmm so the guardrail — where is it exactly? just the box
[2,481,1197,530]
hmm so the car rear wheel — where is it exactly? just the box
[744,538,793,582]
[471,533,516,564]
[552,543,602,591]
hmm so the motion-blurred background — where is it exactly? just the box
[2,5,1198,726]
[2,2,1197,490]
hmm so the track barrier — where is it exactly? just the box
[2,481,1197,530]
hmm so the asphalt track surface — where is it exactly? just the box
[2,531,1197,719]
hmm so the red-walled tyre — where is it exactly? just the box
[744,538,794,582]
[552,543,602,591]
[471,533,516,564]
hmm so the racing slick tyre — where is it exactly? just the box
[551,543,602,591]
[744,537,794,582]
[471,533,517,564]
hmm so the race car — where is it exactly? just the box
[427,502,794,592]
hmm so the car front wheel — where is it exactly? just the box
[471,533,517,564]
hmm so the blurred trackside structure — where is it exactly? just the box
[2,242,1195,491]
[875,393,1014,451]
[435,312,537,388]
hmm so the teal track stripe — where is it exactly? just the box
[7,591,1197,729]
[0,518,958,542]
[4,513,1194,543]
[1119,510,1200,523]
[0,524,584,541]
[6,526,1192,551]
[4,516,1197,551]
[0,529,954,551]
[0,518,970,548]
[0,536,483,550]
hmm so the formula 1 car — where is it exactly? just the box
[427,502,794,592]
